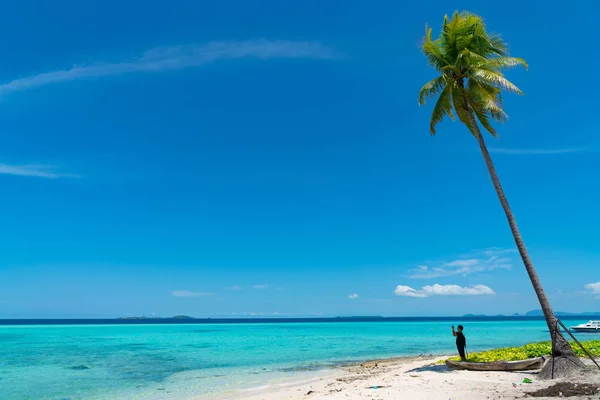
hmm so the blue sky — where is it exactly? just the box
[0,0,598,318]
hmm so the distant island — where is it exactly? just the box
[462,314,514,318]
[117,315,195,320]
[461,310,600,318]
[523,310,600,317]
[117,312,600,321]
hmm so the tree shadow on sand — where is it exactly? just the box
[405,364,452,373]
[406,363,541,375]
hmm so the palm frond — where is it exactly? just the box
[422,27,448,71]
[470,100,498,137]
[488,34,508,56]
[442,11,462,56]
[456,49,488,67]
[450,85,476,134]
[467,79,508,123]
[419,76,446,105]
[455,13,486,52]
[471,69,524,94]
[429,84,455,135]
[481,56,528,71]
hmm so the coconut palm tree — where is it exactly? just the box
[418,11,583,378]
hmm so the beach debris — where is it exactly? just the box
[368,385,388,389]
[522,378,533,384]
[336,375,369,383]
[512,383,517,388]
[305,390,315,395]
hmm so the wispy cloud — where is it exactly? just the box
[408,248,515,279]
[348,293,359,299]
[253,284,269,289]
[225,285,242,291]
[489,147,586,155]
[240,312,281,316]
[584,282,600,295]
[394,284,495,298]
[0,164,79,179]
[0,40,338,97]
[171,290,212,297]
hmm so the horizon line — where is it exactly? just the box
[2,313,598,321]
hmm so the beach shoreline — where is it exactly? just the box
[3,321,597,399]
[209,355,600,400]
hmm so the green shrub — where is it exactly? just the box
[446,340,600,362]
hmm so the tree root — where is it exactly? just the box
[538,356,585,380]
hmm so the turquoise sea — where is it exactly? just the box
[1,318,598,400]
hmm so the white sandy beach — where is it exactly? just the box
[215,356,600,400]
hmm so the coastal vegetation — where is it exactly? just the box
[447,340,600,363]
[418,11,583,378]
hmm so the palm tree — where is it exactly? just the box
[418,11,583,378]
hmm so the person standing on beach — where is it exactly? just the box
[452,325,467,361]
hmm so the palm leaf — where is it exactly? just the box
[471,69,524,94]
[422,27,448,71]
[456,49,488,67]
[467,80,508,123]
[450,85,476,135]
[419,76,446,105]
[482,56,528,70]
[470,100,498,137]
[429,84,454,135]
[488,34,508,56]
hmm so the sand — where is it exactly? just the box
[215,356,600,400]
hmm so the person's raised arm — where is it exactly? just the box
[451,325,457,337]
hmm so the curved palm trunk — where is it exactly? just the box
[464,113,583,377]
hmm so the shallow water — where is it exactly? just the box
[1,319,597,399]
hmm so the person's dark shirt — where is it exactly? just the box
[456,331,466,347]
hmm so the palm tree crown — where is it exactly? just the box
[419,11,527,136]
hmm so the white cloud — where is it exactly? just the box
[422,284,495,296]
[241,312,282,316]
[584,282,600,295]
[253,284,268,289]
[394,284,495,298]
[0,40,338,97]
[489,147,586,155]
[394,285,428,298]
[444,259,479,268]
[0,164,79,179]
[171,290,212,297]
[225,285,242,291]
[409,248,515,279]
[348,293,359,299]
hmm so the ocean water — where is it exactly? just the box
[1,318,598,400]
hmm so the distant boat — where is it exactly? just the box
[445,357,545,371]
[570,320,600,332]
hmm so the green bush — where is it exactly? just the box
[447,340,600,362]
